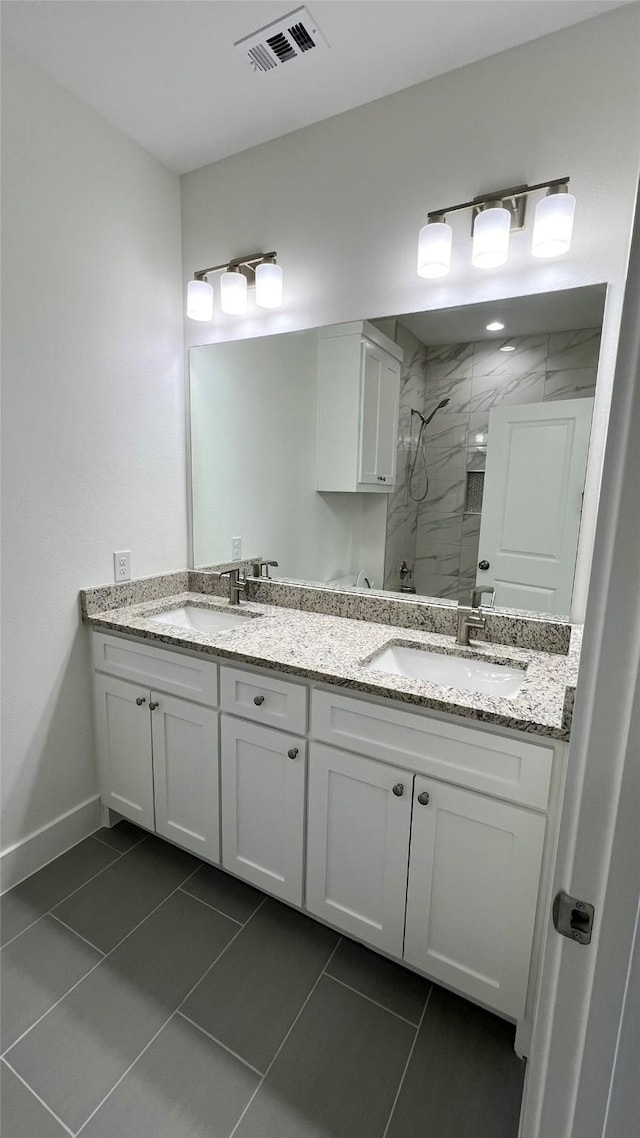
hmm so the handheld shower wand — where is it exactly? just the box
[408,397,451,502]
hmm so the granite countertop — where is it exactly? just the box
[85,591,581,740]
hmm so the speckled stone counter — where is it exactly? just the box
[82,588,581,740]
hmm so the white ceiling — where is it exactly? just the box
[396,284,607,345]
[2,0,630,174]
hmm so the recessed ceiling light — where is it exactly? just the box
[499,345,516,352]
[486,321,505,331]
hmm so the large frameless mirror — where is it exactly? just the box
[189,284,605,617]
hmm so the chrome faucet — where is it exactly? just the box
[251,559,279,578]
[456,587,496,646]
[214,567,247,606]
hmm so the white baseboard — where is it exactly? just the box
[0,795,102,894]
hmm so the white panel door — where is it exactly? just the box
[477,399,593,612]
[220,716,306,904]
[94,673,154,830]
[306,743,412,957]
[151,693,220,862]
[404,777,546,1018]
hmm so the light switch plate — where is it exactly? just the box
[114,550,131,582]
[231,537,242,560]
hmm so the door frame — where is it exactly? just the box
[521,194,640,1137]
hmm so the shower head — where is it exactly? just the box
[411,397,450,427]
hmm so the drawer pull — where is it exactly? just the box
[392,782,404,797]
[417,791,430,806]
[135,696,146,706]
[288,747,299,760]
[149,701,159,711]
[254,695,265,706]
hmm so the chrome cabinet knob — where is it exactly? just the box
[135,696,146,706]
[253,695,265,706]
[392,782,404,797]
[149,701,159,711]
[478,559,490,571]
[417,791,430,806]
[288,747,299,760]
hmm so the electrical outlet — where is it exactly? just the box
[114,550,131,582]
[231,537,242,560]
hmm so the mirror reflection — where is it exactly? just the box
[189,285,605,616]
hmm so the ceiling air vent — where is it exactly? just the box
[235,6,328,74]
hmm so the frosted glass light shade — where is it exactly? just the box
[187,278,213,321]
[220,271,247,315]
[532,191,576,257]
[472,205,511,268]
[255,261,283,308]
[417,220,452,278]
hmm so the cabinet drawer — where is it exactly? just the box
[311,689,552,809]
[220,665,307,734]
[92,632,218,707]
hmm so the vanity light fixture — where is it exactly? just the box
[417,214,453,278]
[531,184,576,258]
[187,251,283,320]
[417,176,574,278]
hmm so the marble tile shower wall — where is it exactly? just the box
[384,325,428,590]
[412,328,601,600]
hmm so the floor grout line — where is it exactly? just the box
[176,1012,264,1077]
[177,886,245,925]
[74,896,268,1136]
[321,971,423,1028]
[0,846,131,953]
[90,830,148,855]
[381,985,433,1138]
[228,936,344,1138]
[48,913,106,956]
[1,1056,75,1137]
[2,863,205,1061]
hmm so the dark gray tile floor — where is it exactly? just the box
[0,823,525,1138]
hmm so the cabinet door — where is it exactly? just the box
[94,674,155,830]
[358,340,385,485]
[306,743,412,957]
[151,693,220,863]
[404,778,546,1018]
[375,354,401,484]
[220,717,305,904]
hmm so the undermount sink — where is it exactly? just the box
[149,605,255,634]
[367,644,526,698]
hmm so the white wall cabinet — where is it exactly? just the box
[316,321,402,492]
[306,744,413,957]
[220,715,306,905]
[404,777,546,1019]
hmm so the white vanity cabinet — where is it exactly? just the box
[91,630,559,1036]
[94,673,157,832]
[218,664,308,904]
[308,688,554,1020]
[316,321,402,492]
[404,778,546,1018]
[92,632,220,862]
[220,716,306,905]
[306,744,412,957]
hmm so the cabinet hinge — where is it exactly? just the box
[552,891,595,945]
